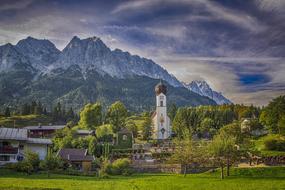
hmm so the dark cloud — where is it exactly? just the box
[0,0,284,105]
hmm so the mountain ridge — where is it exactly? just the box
[183,80,232,105]
[0,36,224,111]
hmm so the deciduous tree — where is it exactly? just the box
[106,101,128,133]
[78,103,102,130]
[208,131,237,179]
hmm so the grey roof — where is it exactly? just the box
[0,128,27,140]
[24,125,65,130]
[0,127,52,145]
[57,148,94,161]
[27,138,52,145]
[118,128,131,134]
[67,155,94,161]
[76,130,94,135]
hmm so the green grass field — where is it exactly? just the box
[0,167,285,190]
[0,115,53,128]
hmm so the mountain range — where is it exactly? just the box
[0,36,231,112]
[183,81,232,105]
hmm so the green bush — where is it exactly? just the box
[15,161,34,175]
[4,163,18,170]
[100,158,132,176]
[24,150,40,172]
[122,168,133,176]
[99,160,112,176]
[111,158,131,175]
[264,136,285,151]
[6,151,40,174]
[40,155,63,177]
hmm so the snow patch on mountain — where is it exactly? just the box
[51,36,182,87]
[0,35,231,105]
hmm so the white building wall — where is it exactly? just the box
[153,93,171,139]
[25,144,48,160]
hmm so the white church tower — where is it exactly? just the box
[152,81,171,140]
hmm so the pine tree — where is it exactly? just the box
[31,101,37,114]
[4,107,11,117]
[52,102,62,122]
[21,103,30,115]
[168,103,177,121]
[66,107,75,121]
[43,108,48,115]
[34,101,43,115]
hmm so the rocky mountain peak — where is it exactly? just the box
[184,80,232,105]
[16,36,60,68]
[0,43,33,72]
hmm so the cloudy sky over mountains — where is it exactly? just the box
[0,0,284,105]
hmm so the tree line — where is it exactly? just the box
[1,101,78,123]
[172,104,261,138]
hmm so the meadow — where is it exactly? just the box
[0,167,285,190]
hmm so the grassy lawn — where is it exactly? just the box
[0,167,285,190]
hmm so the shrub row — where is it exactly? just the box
[264,137,285,151]
[100,158,133,177]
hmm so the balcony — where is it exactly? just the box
[0,146,18,154]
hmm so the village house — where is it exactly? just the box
[57,148,95,172]
[24,125,65,138]
[0,127,52,165]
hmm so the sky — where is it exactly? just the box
[0,0,284,106]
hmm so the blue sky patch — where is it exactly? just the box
[239,74,270,85]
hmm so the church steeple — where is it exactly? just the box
[152,81,171,140]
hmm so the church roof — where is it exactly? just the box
[118,128,131,134]
[155,81,167,95]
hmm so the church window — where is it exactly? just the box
[160,101,163,106]
[122,135,128,141]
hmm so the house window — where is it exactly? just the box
[160,101,163,106]
[122,135,128,141]
[2,141,9,146]
[19,144,24,150]
[0,155,10,161]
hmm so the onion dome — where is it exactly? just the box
[155,80,167,95]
